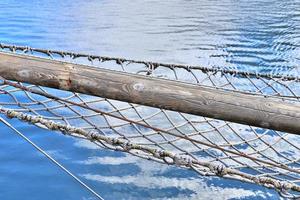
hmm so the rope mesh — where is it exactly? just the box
[1,43,300,198]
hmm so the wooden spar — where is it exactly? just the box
[0,52,300,135]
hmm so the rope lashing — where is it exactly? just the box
[1,107,300,197]
[0,43,300,82]
[1,78,298,174]
[2,43,300,198]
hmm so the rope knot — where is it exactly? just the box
[122,142,133,151]
[88,56,93,62]
[89,132,98,142]
[174,155,185,166]
[47,121,59,130]
[174,155,193,167]
[116,59,123,65]
[186,66,191,72]
[209,164,227,176]
[152,149,160,158]
[279,181,292,191]
[6,110,17,118]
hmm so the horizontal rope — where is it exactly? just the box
[2,77,298,174]
[1,43,299,82]
[1,43,300,199]
[0,107,299,198]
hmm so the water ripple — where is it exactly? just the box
[1,0,300,199]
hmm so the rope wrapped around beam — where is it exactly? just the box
[1,44,300,198]
[0,52,300,134]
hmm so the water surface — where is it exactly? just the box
[1,0,300,199]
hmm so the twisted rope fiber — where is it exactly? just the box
[2,43,300,198]
[3,43,300,102]
[2,78,298,175]
[1,107,299,197]
[3,43,300,101]
[1,43,300,82]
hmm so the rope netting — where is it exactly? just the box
[1,43,300,198]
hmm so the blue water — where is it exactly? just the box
[1,0,300,199]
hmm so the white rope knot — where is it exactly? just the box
[156,150,165,158]
[23,46,31,53]
[47,121,59,130]
[88,56,93,62]
[22,113,32,121]
[88,132,99,142]
[116,59,123,65]
[209,164,228,176]
[174,155,193,167]
[105,138,113,145]
[152,149,161,158]
[65,125,74,132]
[110,138,120,146]
[6,110,18,118]
[122,142,133,151]
[186,66,191,72]
[279,181,293,191]
[174,155,185,166]
[152,150,175,164]
[31,116,42,124]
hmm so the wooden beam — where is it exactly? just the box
[0,52,300,134]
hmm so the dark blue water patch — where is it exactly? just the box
[239,167,264,176]
[248,127,277,137]
[231,143,249,151]
[276,147,298,158]
[0,128,95,200]
[285,160,300,169]
[2,0,300,198]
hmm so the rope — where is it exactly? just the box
[0,43,299,82]
[1,43,300,198]
[1,107,299,198]
[2,78,298,174]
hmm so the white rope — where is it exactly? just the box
[1,107,299,198]
[1,43,300,198]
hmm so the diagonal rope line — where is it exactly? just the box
[2,43,300,198]
[0,115,104,200]
[1,43,299,82]
[0,107,299,198]
[2,78,299,174]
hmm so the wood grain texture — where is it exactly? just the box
[0,52,300,135]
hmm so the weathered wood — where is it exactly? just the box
[0,52,300,134]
